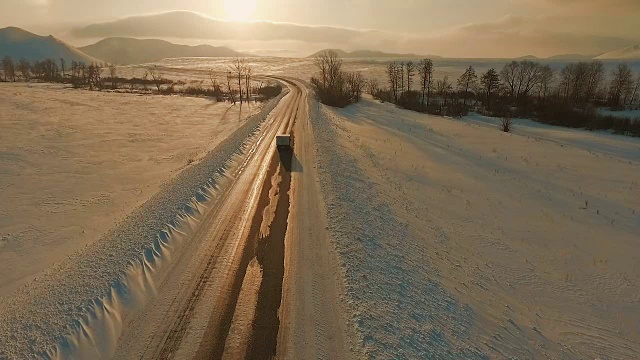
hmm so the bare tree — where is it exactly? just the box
[42,58,59,82]
[609,63,633,108]
[311,50,361,107]
[230,56,246,104]
[87,63,103,90]
[2,56,15,82]
[108,63,117,89]
[405,61,415,92]
[17,58,30,81]
[417,59,434,107]
[515,60,542,102]
[457,65,477,107]
[500,61,519,100]
[59,58,66,78]
[142,71,149,91]
[387,62,399,101]
[536,65,554,104]
[584,61,604,104]
[436,76,453,106]
[501,117,512,133]
[480,68,500,111]
[208,69,223,96]
[80,63,87,85]
[226,71,236,104]
[70,61,82,87]
[630,72,640,108]
[501,60,543,105]
[346,72,366,102]
[244,65,252,101]
[149,67,163,94]
[367,78,380,96]
[208,69,217,88]
[399,62,405,95]
[314,50,343,92]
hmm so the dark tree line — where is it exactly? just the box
[368,57,640,136]
[0,56,280,103]
[0,56,112,87]
[311,50,365,107]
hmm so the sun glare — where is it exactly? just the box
[223,0,256,21]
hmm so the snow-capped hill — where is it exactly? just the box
[78,37,248,65]
[0,26,98,63]
[595,45,640,60]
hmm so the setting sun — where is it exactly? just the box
[223,0,256,21]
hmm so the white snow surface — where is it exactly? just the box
[597,108,640,120]
[0,83,263,295]
[465,112,640,162]
[0,83,286,359]
[311,96,640,359]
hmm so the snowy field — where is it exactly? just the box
[0,82,262,296]
[310,96,640,358]
[465,113,640,162]
[140,57,640,90]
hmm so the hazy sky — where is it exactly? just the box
[1,0,639,57]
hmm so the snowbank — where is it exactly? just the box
[0,88,286,359]
[309,97,487,359]
[315,97,640,359]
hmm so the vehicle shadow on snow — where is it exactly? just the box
[277,147,303,173]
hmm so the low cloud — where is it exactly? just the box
[422,15,635,57]
[72,11,390,45]
[545,0,640,9]
[72,11,638,58]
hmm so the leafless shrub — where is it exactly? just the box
[501,117,513,133]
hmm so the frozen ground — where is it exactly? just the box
[0,82,262,296]
[311,96,640,358]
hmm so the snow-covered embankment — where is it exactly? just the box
[0,90,287,359]
[308,98,487,359]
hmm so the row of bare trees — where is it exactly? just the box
[383,59,435,106]
[495,60,640,110]
[1,55,281,104]
[311,50,365,107]
[0,55,113,89]
[372,58,640,135]
[376,58,640,115]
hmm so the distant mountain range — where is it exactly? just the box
[3,26,640,66]
[595,45,640,60]
[0,27,250,65]
[0,27,96,63]
[308,48,640,61]
[307,49,441,59]
[547,53,598,60]
[78,38,248,65]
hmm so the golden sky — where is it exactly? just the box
[2,0,639,57]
